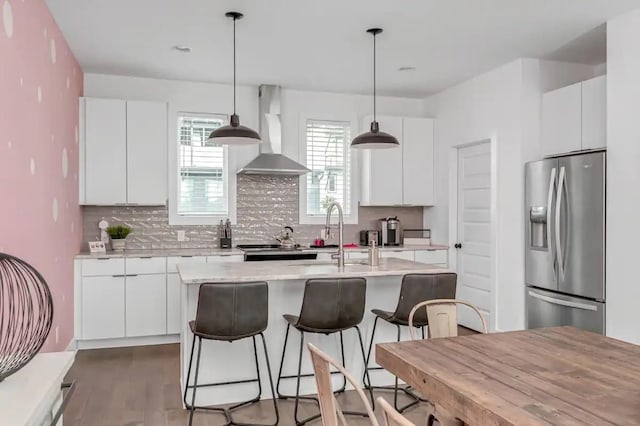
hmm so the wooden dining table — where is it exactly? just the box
[376,326,640,425]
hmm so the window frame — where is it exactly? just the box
[169,111,236,225]
[298,113,359,225]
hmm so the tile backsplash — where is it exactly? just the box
[82,175,424,250]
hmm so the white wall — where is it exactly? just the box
[422,58,603,332]
[606,9,640,344]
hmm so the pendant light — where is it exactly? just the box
[208,12,261,145]
[351,28,399,149]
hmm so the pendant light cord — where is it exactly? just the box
[373,32,376,122]
[233,16,237,115]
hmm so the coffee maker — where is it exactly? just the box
[378,216,401,246]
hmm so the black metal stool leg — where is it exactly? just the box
[422,326,426,339]
[188,336,203,426]
[259,332,280,426]
[337,330,347,393]
[363,316,380,387]
[183,332,196,408]
[393,324,402,411]
[293,331,305,425]
[276,323,290,398]
[355,325,375,410]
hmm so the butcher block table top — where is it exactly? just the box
[376,326,640,426]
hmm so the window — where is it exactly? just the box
[177,114,228,217]
[304,119,352,217]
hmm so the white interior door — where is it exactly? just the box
[455,142,492,331]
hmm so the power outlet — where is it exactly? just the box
[177,230,186,242]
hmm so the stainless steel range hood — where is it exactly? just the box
[238,85,310,175]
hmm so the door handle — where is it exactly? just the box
[528,291,597,311]
[555,166,566,282]
[546,167,557,267]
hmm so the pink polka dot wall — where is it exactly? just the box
[0,0,83,352]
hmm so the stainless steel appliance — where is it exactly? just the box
[359,230,379,246]
[238,244,318,262]
[525,151,606,334]
[379,217,401,246]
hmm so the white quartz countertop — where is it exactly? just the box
[0,351,75,426]
[178,257,450,284]
[75,244,448,259]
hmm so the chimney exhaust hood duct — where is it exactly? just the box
[237,85,310,175]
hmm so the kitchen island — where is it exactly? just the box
[178,258,450,406]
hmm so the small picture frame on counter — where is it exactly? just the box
[88,241,106,254]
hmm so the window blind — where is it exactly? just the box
[305,119,351,216]
[177,114,228,216]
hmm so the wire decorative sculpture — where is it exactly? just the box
[0,253,53,382]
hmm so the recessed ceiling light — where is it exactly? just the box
[172,45,191,53]
[398,66,416,72]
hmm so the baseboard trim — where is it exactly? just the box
[75,334,180,350]
[66,338,77,351]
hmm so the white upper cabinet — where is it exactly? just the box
[581,75,607,151]
[83,98,127,204]
[360,116,404,206]
[403,118,435,206]
[80,98,168,205]
[542,82,582,156]
[541,76,606,157]
[126,101,168,204]
[360,116,435,206]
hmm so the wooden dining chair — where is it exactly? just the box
[308,343,414,426]
[408,299,488,339]
[377,397,416,426]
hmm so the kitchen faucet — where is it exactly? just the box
[325,201,344,268]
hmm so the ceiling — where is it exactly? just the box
[46,0,638,98]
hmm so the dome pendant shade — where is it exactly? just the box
[208,114,261,145]
[351,121,399,149]
[351,27,399,149]
[210,11,261,146]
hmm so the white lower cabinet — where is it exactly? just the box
[414,249,448,266]
[166,273,182,334]
[381,250,415,261]
[347,251,369,260]
[82,275,125,339]
[167,256,207,334]
[125,274,167,337]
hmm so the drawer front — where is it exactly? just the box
[414,250,448,265]
[125,257,167,275]
[167,256,207,273]
[81,258,125,276]
[207,254,244,263]
[347,251,368,259]
[381,250,415,261]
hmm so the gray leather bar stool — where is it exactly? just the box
[363,273,457,412]
[276,277,373,426]
[183,282,279,426]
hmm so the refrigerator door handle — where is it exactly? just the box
[528,290,597,312]
[555,166,566,282]
[546,167,557,267]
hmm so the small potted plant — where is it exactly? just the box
[106,225,132,252]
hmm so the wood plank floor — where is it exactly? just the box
[64,327,476,425]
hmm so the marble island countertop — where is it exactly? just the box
[75,244,448,259]
[178,257,450,284]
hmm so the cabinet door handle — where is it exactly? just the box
[125,274,139,277]
[112,274,126,278]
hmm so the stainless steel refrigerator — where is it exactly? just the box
[525,151,605,334]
